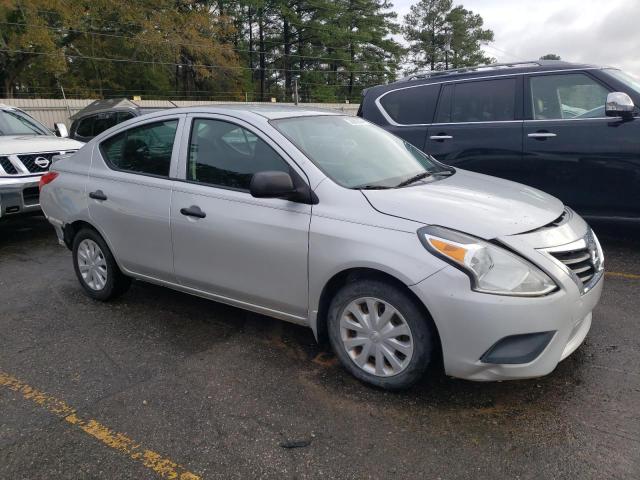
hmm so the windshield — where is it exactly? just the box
[0,109,50,136]
[271,115,451,189]
[606,69,640,96]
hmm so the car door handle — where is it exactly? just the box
[89,190,107,201]
[180,205,206,219]
[528,132,557,139]
[429,135,453,141]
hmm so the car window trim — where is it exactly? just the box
[178,114,311,196]
[97,116,183,180]
[375,67,603,127]
[523,70,613,121]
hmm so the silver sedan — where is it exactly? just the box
[40,106,603,389]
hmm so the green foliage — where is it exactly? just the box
[540,53,561,60]
[0,0,494,102]
[403,0,494,73]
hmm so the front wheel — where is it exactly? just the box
[327,279,436,390]
[72,228,131,301]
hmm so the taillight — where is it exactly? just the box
[39,171,59,190]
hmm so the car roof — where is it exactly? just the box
[70,98,142,120]
[139,104,343,121]
[365,60,608,96]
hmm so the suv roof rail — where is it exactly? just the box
[394,61,554,83]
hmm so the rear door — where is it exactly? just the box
[87,114,185,281]
[425,76,524,181]
[523,71,640,217]
[375,83,440,148]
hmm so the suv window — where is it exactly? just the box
[188,119,290,190]
[379,84,440,124]
[435,78,516,123]
[117,111,135,123]
[530,73,610,120]
[92,112,118,137]
[100,119,178,177]
[75,116,95,138]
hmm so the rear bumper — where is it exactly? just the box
[0,176,42,218]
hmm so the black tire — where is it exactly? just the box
[72,228,131,301]
[327,279,435,390]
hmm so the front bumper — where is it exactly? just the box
[0,175,42,218]
[411,267,603,381]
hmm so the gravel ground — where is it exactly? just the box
[0,214,638,479]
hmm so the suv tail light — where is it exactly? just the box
[39,171,59,190]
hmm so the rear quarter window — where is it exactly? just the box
[379,84,440,125]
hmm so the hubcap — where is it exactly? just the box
[339,297,414,377]
[77,239,108,291]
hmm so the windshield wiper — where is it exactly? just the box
[395,172,432,188]
[354,184,392,190]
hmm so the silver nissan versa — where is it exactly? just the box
[40,106,604,389]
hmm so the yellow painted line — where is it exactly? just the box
[605,271,640,280]
[0,370,201,480]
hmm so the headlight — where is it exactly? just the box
[418,226,557,297]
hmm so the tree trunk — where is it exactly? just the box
[283,16,291,98]
[258,9,266,102]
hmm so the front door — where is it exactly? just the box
[87,116,183,280]
[523,71,640,218]
[170,116,311,319]
[424,77,524,182]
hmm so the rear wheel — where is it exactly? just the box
[327,279,435,390]
[72,228,131,301]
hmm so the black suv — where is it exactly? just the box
[359,60,640,222]
[69,98,172,142]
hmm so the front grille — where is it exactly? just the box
[17,153,56,173]
[549,248,596,284]
[0,156,18,174]
[544,230,604,293]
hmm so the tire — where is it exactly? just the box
[327,279,435,390]
[72,228,131,301]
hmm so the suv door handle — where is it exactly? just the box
[180,205,206,219]
[89,190,107,201]
[429,135,453,141]
[528,132,557,139]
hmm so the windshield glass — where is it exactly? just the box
[271,115,450,189]
[606,69,640,96]
[0,109,50,136]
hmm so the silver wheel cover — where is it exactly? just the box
[77,239,108,291]
[339,297,414,377]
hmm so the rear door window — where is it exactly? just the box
[75,116,95,138]
[92,112,118,137]
[379,84,440,124]
[451,78,517,122]
[529,73,610,119]
[100,119,178,177]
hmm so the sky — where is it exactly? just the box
[393,0,640,77]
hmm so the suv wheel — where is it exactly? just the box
[327,279,435,390]
[72,228,131,301]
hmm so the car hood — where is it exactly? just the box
[362,169,564,239]
[0,135,84,155]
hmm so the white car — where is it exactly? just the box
[0,104,83,218]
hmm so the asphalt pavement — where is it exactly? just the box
[0,214,638,479]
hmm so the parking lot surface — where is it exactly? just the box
[1,215,638,479]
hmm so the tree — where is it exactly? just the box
[403,0,494,73]
[540,53,561,60]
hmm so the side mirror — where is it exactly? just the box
[605,92,635,119]
[54,123,69,138]
[250,171,297,199]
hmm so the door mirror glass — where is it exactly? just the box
[54,123,69,138]
[250,171,296,199]
[605,91,635,118]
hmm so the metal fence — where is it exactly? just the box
[0,98,359,128]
